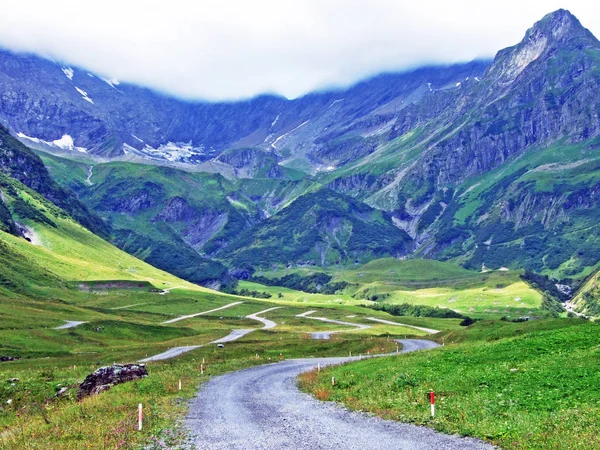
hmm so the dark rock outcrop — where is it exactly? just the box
[78,364,148,399]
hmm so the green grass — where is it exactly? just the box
[249,259,546,320]
[299,318,599,449]
[333,258,480,285]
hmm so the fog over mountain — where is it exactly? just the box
[0,0,598,100]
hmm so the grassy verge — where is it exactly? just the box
[0,322,403,449]
[299,318,600,449]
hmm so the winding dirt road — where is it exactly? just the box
[183,339,491,449]
[296,310,372,339]
[140,307,281,362]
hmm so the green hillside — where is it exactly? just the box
[222,189,412,269]
[301,318,599,449]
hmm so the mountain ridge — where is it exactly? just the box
[3,9,600,313]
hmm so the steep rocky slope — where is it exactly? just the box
[0,47,487,166]
[0,124,108,237]
[3,9,600,290]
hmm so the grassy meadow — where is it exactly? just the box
[299,318,600,449]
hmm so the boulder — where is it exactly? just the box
[0,356,19,362]
[77,364,148,399]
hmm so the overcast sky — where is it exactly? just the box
[0,1,598,101]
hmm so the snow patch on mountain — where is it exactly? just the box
[52,134,87,152]
[17,132,88,153]
[102,78,120,89]
[142,142,204,162]
[61,67,74,80]
[122,143,136,155]
[270,120,310,150]
[75,87,94,104]
[326,99,344,110]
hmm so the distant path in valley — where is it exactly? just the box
[163,302,244,324]
[55,321,87,330]
[365,317,440,334]
[183,339,491,449]
[140,307,282,362]
[296,311,371,340]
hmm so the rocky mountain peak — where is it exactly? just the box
[486,9,598,87]
[533,9,590,42]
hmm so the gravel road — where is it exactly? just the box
[54,321,87,329]
[140,307,282,362]
[365,317,440,334]
[297,310,372,340]
[183,339,492,449]
[163,302,244,324]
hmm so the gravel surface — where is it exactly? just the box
[183,339,493,449]
[54,321,87,329]
[139,345,202,362]
[163,302,244,324]
[297,310,372,340]
[140,307,282,362]
[365,317,440,334]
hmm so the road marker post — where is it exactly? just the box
[138,404,143,431]
[201,364,204,375]
[280,353,283,361]
[430,392,435,418]
[349,351,352,357]
[396,346,399,354]
[178,379,182,391]
[202,357,205,364]
[332,377,335,386]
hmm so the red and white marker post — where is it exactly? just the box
[429,392,435,417]
[138,403,143,431]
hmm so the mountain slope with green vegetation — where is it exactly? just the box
[0,124,108,237]
[0,172,210,295]
[222,189,412,269]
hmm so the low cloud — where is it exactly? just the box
[0,0,598,100]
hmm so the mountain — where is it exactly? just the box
[0,124,108,237]
[0,166,206,296]
[319,9,600,279]
[221,189,412,269]
[3,9,600,291]
[0,47,488,167]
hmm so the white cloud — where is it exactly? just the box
[0,0,598,100]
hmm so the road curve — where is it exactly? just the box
[365,317,440,334]
[296,311,372,340]
[140,307,282,362]
[246,307,282,329]
[183,339,492,450]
